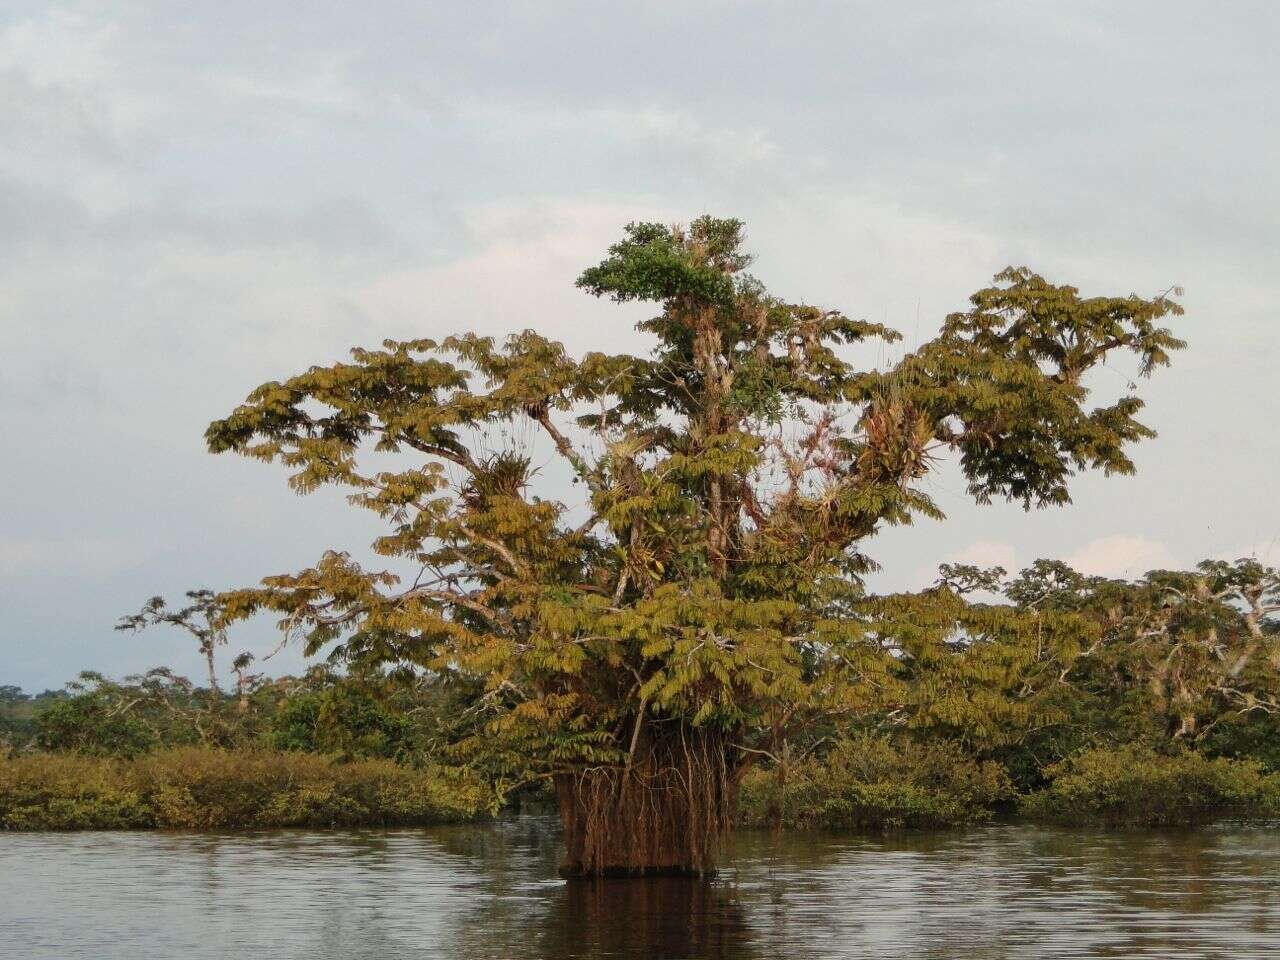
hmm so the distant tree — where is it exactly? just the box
[1005,558,1280,742]
[229,652,262,713]
[0,686,35,751]
[34,669,202,757]
[207,215,1183,875]
[117,591,228,698]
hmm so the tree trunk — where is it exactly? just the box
[555,718,738,877]
[205,646,219,696]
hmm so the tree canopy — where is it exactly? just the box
[206,215,1185,874]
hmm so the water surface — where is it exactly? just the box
[2,819,1278,958]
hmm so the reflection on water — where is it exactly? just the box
[2,818,1279,958]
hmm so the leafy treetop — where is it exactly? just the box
[205,216,1185,784]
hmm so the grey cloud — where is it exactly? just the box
[1,178,401,253]
[0,70,122,160]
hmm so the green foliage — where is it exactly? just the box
[269,681,416,760]
[998,557,1280,749]
[1019,745,1280,826]
[576,217,747,309]
[1200,711,1280,772]
[0,748,492,830]
[0,689,65,752]
[23,221,1267,842]
[739,734,1011,830]
[202,214,1184,824]
[18,664,480,765]
[867,269,1184,509]
[34,671,202,757]
[0,751,152,829]
[36,697,158,758]
[8,556,1276,834]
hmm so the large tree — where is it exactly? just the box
[207,217,1183,875]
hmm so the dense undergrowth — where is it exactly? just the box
[0,668,501,831]
[7,737,1277,832]
[739,735,1012,830]
[5,553,1279,833]
[738,737,1280,830]
[1018,746,1280,826]
[0,748,492,830]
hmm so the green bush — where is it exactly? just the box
[0,752,152,829]
[34,694,164,758]
[32,672,207,757]
[0,748,494,831]
[1199,711,1280,773]
[739,734,1011,830]
[1019,745,1280,826]
[269,685,417,760]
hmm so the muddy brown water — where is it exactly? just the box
[2,818,1278,958]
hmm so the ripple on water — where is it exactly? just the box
[2,821,1278,959]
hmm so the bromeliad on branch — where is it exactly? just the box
[206,216,1184,876]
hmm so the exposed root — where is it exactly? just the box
[556,718,737,877]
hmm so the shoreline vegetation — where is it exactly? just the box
[0,748,491,831]
[3,742,1278,833]
[4,663,1279,833]
[737,738,1280,830]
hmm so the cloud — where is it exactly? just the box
[1213,540,1280,567]
[0,536,147,578]
[0,8,117,87]
[746,191,1011,347]
[476,103,782,174]
[948,540,1017,573]
[213,59,360,115]
[1065,536,1177,579]
[354,197,675,354]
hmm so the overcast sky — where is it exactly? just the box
[2,1,1277,690]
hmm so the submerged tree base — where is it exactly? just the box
[554,720,737,878]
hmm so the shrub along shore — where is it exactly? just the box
[0,748,492,830]
[3,738,1277,832]
[736,736,1280,830]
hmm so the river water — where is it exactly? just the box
[2,818,1278,958]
